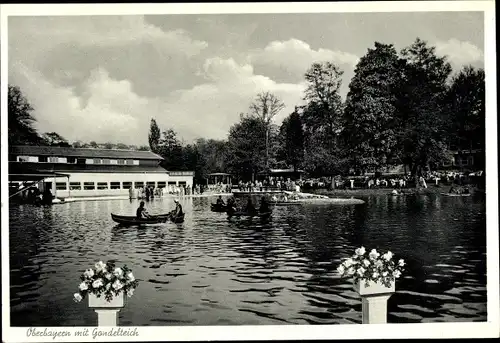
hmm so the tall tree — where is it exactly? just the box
[302,62,347,186]
[148,118,161,153]
[396,38,453,180]
[227,116,267,181]
[279,108,305,172]
[8,85,43,145]
[248,91,285,170]
[343,42,404,173]
[158,129,184,170]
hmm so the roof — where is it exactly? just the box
[208,173,232,176]
[9,145,163,160]
[8,162,169,174]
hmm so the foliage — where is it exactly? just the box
[337,247,405,288]
[279,109,305,172]
[41,132,70,147]
[73,261,139,303]
[444,66,485,152]
[148,118,161,153]
[343,42,403,172]
[158,129,184,170]
[395,38,453,178]
[8,85,44,145]
[226,116,267,181]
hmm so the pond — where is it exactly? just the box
[9,193,487,326]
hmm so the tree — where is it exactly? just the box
[226,116,267,181]
[148,118,161,153]
[279,108,304,172]
[41,132,71,147]
[395,38,453,181]
[158,129,184,170]
[8,85,43,145]
[343,42,404,173]
[89,141,99,148]
[248,91,285,169]
[302,62,346,187]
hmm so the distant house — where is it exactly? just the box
[8,145,193,199]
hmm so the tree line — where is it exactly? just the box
[8,37,484,187]
[148,38,484,186]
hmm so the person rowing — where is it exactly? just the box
[244,197,258,216]
[216,195,225,207]
[170,199,184,220]
[259,196,270,213]
[136,201,150,219]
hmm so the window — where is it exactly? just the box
[83,182,95,190]
[56,182,67,190]
[134,181,144,188]
[67,157,76,164]
[39,156,48,162]
[18,156,38,162]
[86,159,94,164]
[146,181,156,188]
[179,181,187,186]
[125,160,134,165]
[97,182,108,190]
[102,159,110,165]
[157,181,166,188]
[110,182,121,189]
[77,158,86,165]
[93,159,102,164]
[70,182,82,190]
[133,160,140,165]
[117,159,125,165]
[123,182,132,189]
[168,181,177,185]
[110,160,118,165]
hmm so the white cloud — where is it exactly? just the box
[435,38,483,66]
[251,38,359,77]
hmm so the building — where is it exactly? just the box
[8,145,193,199]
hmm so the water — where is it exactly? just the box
[9,194,487,326]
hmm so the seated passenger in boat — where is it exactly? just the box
[216,195,225,206]
[259,196,270,213]
[245,198,257,215]
[171,199,184,218]
[136,201,150,219]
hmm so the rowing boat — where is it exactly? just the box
[440,193,471,197]
[211,203,228,212]
[111,213,170,225]
[227,211,272,219]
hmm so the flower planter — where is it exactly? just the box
[88,292,125,308]
[354,279,395,296]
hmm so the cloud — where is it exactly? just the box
[9,58,306,145]
[251,38,359,80]
[435,38,483,66]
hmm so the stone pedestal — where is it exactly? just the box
[354,280,395,324]
[88,293,124,327]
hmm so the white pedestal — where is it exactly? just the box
[354,280,395,324]
[88,293,124,327]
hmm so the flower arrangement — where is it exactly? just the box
[337,247,405,287]
[73,261,139,303]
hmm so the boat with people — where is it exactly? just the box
[111,213,170,225]
[211,203,228,212]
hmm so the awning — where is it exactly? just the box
[9,172,70,182]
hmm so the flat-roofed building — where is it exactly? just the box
[8,145,193,199]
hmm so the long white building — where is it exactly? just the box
[8,145,193,199]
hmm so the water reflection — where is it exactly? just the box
[9,194,486,326]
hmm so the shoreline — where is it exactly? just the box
[310,186,484,197]
[54,193,231,203]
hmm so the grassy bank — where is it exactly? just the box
[309,185,484,197]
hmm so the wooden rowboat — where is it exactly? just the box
[211,203,228,212]
[111,213,170,225]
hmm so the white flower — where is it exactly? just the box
[83,269,94,279]
[112,280,123,290]
[383,251,393,261]
[394,270,402,278]
[92,279,104,288]
[357,267,366,276]
[355,247,366,256]
[372,272,379,279]
[363,259,370,267]
[337,265,346,275]
[127,272,135,282]
[347,267,355,275]
[104,273,112,280]
[73,293,83,302]
[78,282,88,291]
[113,267,123,278]
[344,258,355,268]
[95,261,106,272]
[382,271,388,277]
[398,259,405,267]
[369,249,380,260]
[375,260,384,268]
[127,289,134,298]
[106,283,111,290]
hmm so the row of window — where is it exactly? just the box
[56,181,187,191]
[16,155,140,165]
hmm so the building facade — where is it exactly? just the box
[8,145,194,199]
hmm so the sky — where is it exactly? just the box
[7,11,485,146]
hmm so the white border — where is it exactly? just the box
[1,1,498,342]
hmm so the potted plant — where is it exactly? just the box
[337,246,405,295]
[73,260,139,308]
